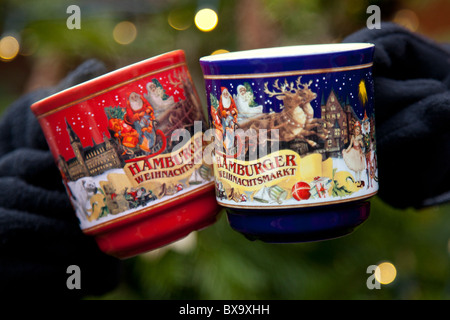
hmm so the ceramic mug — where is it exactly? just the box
[31,50,220,259]
[200,43,378,242]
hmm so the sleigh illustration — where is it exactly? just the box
[121,119,167,162]
[106,110,167,161]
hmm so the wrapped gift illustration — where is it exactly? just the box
[309,177,332,199]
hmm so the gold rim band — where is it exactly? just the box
[218,190,378,210]
[202,62,373,80]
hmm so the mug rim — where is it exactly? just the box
[200,43,374,62]
[31,49,186,118]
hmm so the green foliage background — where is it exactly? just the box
[1,0,449,300]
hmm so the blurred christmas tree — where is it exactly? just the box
[1,0,449,300]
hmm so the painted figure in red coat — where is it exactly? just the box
[217,87,238,150]
[125,92,156,152]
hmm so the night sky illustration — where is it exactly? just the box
[205,67,375,122]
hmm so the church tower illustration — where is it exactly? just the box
[58,118,123,181]
[66,119,89,177]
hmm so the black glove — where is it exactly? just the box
[343,22,450,209]
[0,60,122,299]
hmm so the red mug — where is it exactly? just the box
[31,50,221,259]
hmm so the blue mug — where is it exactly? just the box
[200,43,377,242]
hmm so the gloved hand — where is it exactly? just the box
[0,60,122,299]
[343,22,450,209]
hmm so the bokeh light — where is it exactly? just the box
[194,8,218,32]
[375,262,397,285]
[113,21,137,45]
[0,36,20,62]
[211,49,229,55]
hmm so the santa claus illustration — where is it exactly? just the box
[234,84,262,120]
[144,78,175,116]
[218,87,238,149]
[125,92,156,152]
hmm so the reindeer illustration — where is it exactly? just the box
[236,76,330,155]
